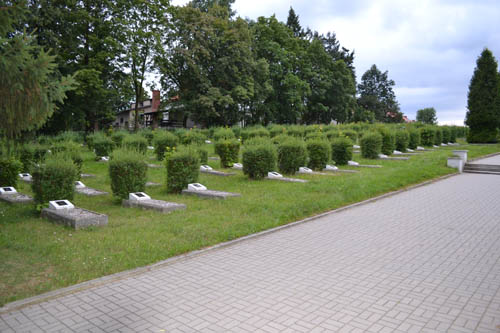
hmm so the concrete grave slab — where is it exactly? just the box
[123,192,186,213]
[208,156,219,161]
[81,173,96,178]
[201,169,235,176]
[0,187,33,204]
[76,187,108,196]
[18,173,32,183]
[41,205,108,229]
[182,188,241,199]
[146,181,161,187]
[147,163,162,169]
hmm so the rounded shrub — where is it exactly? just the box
[269,125,286,137]
[325,129,340,140]
[31,155,77,205]
[54,131,83,144]
[360,132,382,159]
[441,126,451,143]
[109,149,148,200]
[434,127,443,145]
[215,139,240,168]
[123,134,148,154]
[331,137,353,165]
[306,140,331,170]
[271,134,290,145]
[287,125,305,138]
[340,130,358,143]
[138,128,154,145]
[0,157,22,187]
[378,128,395,155]
[181,130,206,145]
[196,147,208,164]
[242,143,277,179]
[153,131,178,161]
[93,134,114,157]
[166,150,199,193]
[247,128,270,139]
[111,131,127,147]
[213,128,235,141]
[408,129,421,149]
[277,138,307,174]
[394,131,409,152]
[19,145,36,172]
[420,127,435,146]
[305,132,326,141]
[449,127,457,143]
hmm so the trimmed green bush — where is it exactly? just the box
[434,127,443,145]
[341,130,358,143]
[467,128,498,143]
[215,140,240,168]
[360,132,382,159]
[54,131,83,143]
[378,128,395,155]
[441,126,451,143]
[153,131,178,161]
[247,128,270,139]
[277,138,307,174]
[408,129,421,149]
[213,128,235,141]
[196,147,208,164]
[307,140,330,170]
[167,150,199,193]
[331,137,353,165]
[19,145,35,172]
[287,125,305,138]
[269,125,286,137]
[109,149,148,199]
[242,143,277,179]
[420,127,435,146]
[271,134,290,145]
[325,130,340,140]
[93,135,114,157]
[138,128,154,145]
[395,131,409,152]
[111,131,127,147]
[181,130,206,145]
[0,157,22,187]
[305,132,326,141]
[449,127,457,143]
[123,134,148,154]
[31,155,77,205]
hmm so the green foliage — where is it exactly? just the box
[242,143,277,179]
[111,131,128,147]
[153,131,178,161]
[287,125,305,138]
[305,132,326,141]
[19,144,48,172]
[277,138,307,174]
[434,128,443,145]
[271,134,290,145]
[306,140,330,170]
[108,149,148,200]
[416,107,437,124]
[408,129,421,149]
[377,128,395,155]
[325,129,340,140]
[214,140,240,168]
[138,129,155,145]
[31,155,77,205]
[394,131,409,152]
[465,49,500,143]
[246,128,270,140]
[54,131,83,143]
[360,132,382,159]
[166,150,200,193]
[0,157,22,187]
[123,134,148,154]
[340,130,357,143]
[180,130,207,145]
[449,127,457,143]
[441,126,451,143]
[196,147,208,164]
[420,127,436,146]
[269,125,286,137]
[331,137,353,165]
[213,128,236,141]
[92,134,114,157]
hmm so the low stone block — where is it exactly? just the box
[122,199,186,213]
[352,164,382,168]
[75,187,108,196]
[41,207,108,229]
[208,156,220,160]
[378,156,409,161]
[201,169,235,176]
[447,157,464,173]
[0,192,33,204]
[146,181,161,187]
[265,176,308,183]
[182,189,241,199]
[147,163,162,168]
[81,173,96,178]
[453,150,468,162]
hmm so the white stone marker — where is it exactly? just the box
[0,187,17,195]
[232,163,243,170]
[100,156,110,161]
[441,143,448,146]
[453,150,468,162]
[353,145,361,149]
[205,140,212,144]
[393,150,402,155]
[433,145,439,148]
[324,164,338,171]
[416,146,425,151]
[447,157,464,173]
[188,183,207,191]
[18,173,32,181]
[298,167,313,174]
[75,181,86,189]
[407,148,414,152]
[378,154,388,159]
[129,192,151,201]
[200,165,213,171]
[348,161,360,166]
[49,200,75,210]
[267,172,283,178]
[148,146,154,150]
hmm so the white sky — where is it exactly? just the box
[171,0,500,125]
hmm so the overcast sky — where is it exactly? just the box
[171,0,500,124]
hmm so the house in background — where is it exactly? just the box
[114,90,197,129]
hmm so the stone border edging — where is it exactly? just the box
[467,151,500,163]
[3,152,499,314]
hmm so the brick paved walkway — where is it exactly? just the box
[2,160,500,332]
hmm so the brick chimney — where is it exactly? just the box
[152,90,160,113]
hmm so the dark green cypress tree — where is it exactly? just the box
[465,48,500,143]
[286,7,302,38]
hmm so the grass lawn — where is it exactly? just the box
[1,142,499,306]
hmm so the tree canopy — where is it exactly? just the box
[416,107,437,124]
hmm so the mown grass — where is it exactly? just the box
[0,142,499,305]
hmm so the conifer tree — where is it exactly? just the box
[465,48,500,143]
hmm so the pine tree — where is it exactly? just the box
[0,3,75,148]
[286,7,302,38]
[465,48,500,143]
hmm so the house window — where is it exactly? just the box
[120,117,123,124]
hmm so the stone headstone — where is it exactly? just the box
[129,192,151,201]
[416,146,425,151]
[298,167,313,174]
[441,143,448,146]
[267,171,283,178]
[378,154,388,159]
[123,197,186,213]
[433,145,439,148]
[407,148,414,152]
[148,146,154,150]
[232,163,243,170]
[75,181,86,189]
[393,150,402,155]
[348,161,360,166]
[146,181,161,187]
[81,173,95,178]
[188,183,207,191]
[0,187,17,195]
[200,165,213,171]
[76,187,108,196]
[324,164,338,171]
[18,173,32,182]
[205,140,212,144]
[147,163,161,168]
[99,156,110,162]
[353,145,361,149]
[0,187,33,204]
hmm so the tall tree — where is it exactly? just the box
[416,107,437,124]
[465,48,500,143]
[116,0,170,131]
[0,2,75,147]
[286,7,302,38]
[357,64,402,122]
[190,0,235,16]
